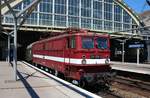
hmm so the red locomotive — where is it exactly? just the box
[27,28,112,87]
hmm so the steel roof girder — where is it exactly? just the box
[16,0,42,19]
[3,0,16,18]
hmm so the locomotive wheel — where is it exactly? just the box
[50,69,55,75]
[48,69,53,74]
[65,77,72,82]
[54,70,58,76]
[41,66,44,70]
[33,63,38,67]
[79,81,85,87]
[47,68,53,74]
[58,73,65,79]
[35,63,38,67]
[79,78,87,88]
[45,68,49,72]
[54,70,65,79]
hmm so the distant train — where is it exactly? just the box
[26,28,113,87]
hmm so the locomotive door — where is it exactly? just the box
[65,36,76,76]
[68,36,76,62]
[64,37,71,76]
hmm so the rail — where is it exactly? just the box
[114,76,150,91]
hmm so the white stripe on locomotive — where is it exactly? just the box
[33,54,110,64]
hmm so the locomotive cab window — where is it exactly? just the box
[96,38,108,49]
[82,37,94,49]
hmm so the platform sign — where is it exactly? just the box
[128,44,144,48]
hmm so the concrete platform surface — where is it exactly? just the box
[0,61,85,98]
[111,61,150,75]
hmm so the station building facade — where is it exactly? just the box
[1,0,146,62]
[2,0,140,33]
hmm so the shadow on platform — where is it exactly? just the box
[10,63,40,98]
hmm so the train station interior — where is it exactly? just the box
[0,1,150,98]
[0,0,150,63]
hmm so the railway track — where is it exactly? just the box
[97,90,122,98]
[114,76,150,91]
[108,76,150,98]
[96,75,150,98]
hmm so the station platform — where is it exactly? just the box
[111,61,150,75]
[0,61,91,98]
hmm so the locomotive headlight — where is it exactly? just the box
[82,55,86,59]
[105,58,110,64]
[82,59,86,65]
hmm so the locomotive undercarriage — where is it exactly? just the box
[33,62,115,90]
[78,71,116,89]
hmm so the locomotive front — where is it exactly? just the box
[66,31,112,87]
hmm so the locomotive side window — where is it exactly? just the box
[96,37,108,49]
[71,36,76,48]
[82,37,94,49]
[67,36,76,48]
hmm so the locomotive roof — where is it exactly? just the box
[32,30,109,45]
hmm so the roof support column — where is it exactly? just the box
[121,41,125,63]
[112,2,114,31]
[66,0,68,27]
[4,0,42,81]
[52,0,55,26]
[79,0,81,28]
[102,0,104,30]
[13,17,17,81]
[7,34,10,63]
[91,0,93,29]
[4,0,17,81]
[0,0,2,34]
